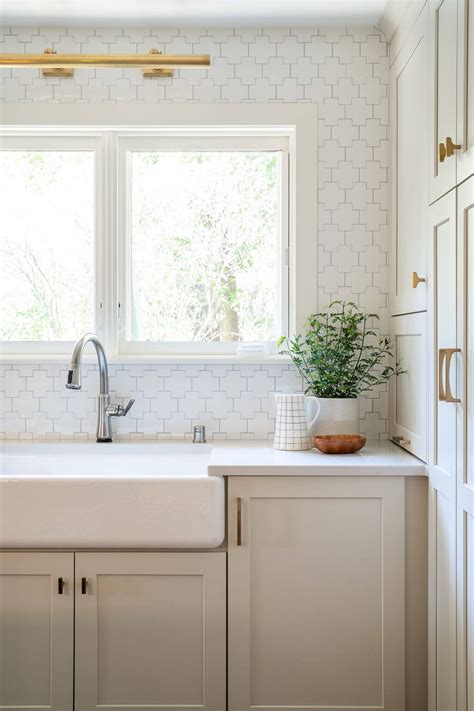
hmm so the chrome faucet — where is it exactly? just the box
[66,333,134,443]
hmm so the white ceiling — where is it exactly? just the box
[0,0,388,28]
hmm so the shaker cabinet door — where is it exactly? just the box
[389,311,428,461]
[456,176,474,709]
[429,0,459,202]
[0,552,74,711]
[227,477,405,711]
[390,6,429,315]
[457,0,474,184]
[427,190,458,711]
[74,552,226,711]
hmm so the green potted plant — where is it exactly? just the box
[278,301,404,436]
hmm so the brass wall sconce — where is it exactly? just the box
[0,48,211,78]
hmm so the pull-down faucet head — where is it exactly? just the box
[66,333,109,394]
[66,365,82,390]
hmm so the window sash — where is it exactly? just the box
[116,133,290,355]
[0,134,103,356]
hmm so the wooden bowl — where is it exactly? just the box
[312,434,366,454]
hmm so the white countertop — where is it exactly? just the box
[0,440,427,478]
[207,441,427,477]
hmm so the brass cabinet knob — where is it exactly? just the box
[412,271,426,288]
[446,136,461,157]
[439,141,447,162]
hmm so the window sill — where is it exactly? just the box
[0,354,292,367]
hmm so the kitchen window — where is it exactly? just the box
[118,135,288,355]
[0,106,317,359]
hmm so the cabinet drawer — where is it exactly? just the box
[390,311,428,461]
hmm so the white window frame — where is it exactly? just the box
[0,104,317,363]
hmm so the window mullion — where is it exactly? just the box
[101,131,118,356]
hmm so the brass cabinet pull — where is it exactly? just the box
[439,141,447,162]
[236,497,242,546]
[81,577,88,594]
[445,348,461,403]
[446,136,462,157]
[58,577,65,595]
[412,271,426,288]
[439,349,447,401]
[392,435,412,446]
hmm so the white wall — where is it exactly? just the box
[0,25,389,440]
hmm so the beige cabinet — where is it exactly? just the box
[390,311,428,460]
[427,188,459,711]
[74,552,226,711]
[427,177,474,711]
[227,476,406,711]
[390,6,429,315]
[0,551,225,711]
[0,552,74,711]
[429,0,458,201]
[455,176,474,709]
[429,0,474,202]
[457,0,474,184]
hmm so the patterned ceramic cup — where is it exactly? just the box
[273,393,320,451]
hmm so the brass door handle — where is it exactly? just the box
[439,141,447,162]
[446,136,461,157]
[445,348,461,403]
[236,497,242,546]
[412,271,426,288]
[439,348,446,401]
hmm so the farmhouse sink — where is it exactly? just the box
[0,443,224,549]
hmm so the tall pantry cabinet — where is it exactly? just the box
[454,177,474,711]
[428,174,474,711]
[427,189,458,711]
[390,0,473,709]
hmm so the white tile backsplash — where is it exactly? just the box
[0,25,389,441]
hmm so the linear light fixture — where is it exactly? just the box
[0,48,211,78]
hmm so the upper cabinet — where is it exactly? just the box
[390,6,429,315]
[429,0,458,201]
[429,0,474,203]
[457,0,474,184]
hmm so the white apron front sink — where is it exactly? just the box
[0,443,224,549]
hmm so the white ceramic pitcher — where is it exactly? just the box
[273,393,321,451]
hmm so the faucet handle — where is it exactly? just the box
[107,399,135,418]
[122,398,135,416]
